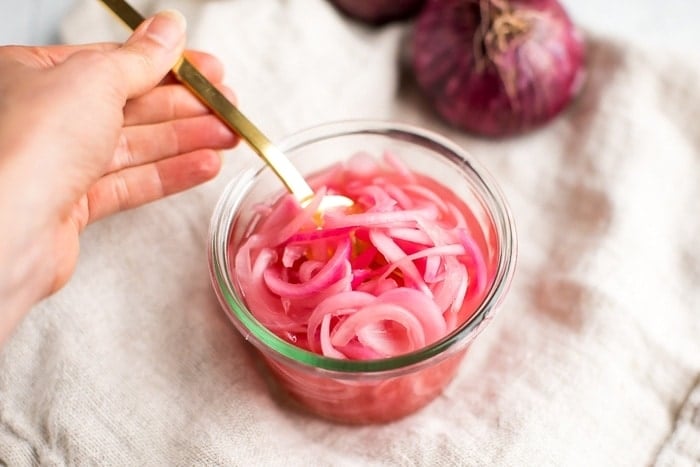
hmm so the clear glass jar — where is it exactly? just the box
[208,121,517,424]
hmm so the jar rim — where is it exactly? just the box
[209,120,517,374]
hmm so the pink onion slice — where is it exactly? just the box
[331,303,426,352]
[376,288,446,343]
[233,152,492,360]
[369,229,432,297]
[307,291,376,352]
[263,239,351,299]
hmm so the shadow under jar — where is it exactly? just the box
[209,121,517,424]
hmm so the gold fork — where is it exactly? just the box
[99,0,353,210]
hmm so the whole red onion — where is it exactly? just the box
[412,0,585,137]
[329,0,426,25]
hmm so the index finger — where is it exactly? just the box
[0,43,119,68]
[0,44,224,81]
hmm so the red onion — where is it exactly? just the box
[329,0,426,25]
[412,0,585,137]
[234,152,490,360]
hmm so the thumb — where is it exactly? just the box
[112,10,187,99]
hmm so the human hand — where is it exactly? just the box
[0,11,238,344]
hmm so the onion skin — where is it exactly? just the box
[412,0,585,137]
[329,0,426,25]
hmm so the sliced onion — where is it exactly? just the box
[307,291,376,351]
[263,240,351,298]
[369,229,432,297]
[331,303,426,352]
[233,152,492,360]
[376,288,446,343]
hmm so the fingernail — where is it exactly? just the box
[145,10,187,49]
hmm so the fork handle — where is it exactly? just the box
[98,0,314,201]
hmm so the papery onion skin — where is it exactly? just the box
[329,0,426,25]
[412,0,585,137]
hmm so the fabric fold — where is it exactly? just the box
[0,1,699,465]
[655,375,700,467]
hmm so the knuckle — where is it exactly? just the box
[86,184,109,223]
[112,175,132,212]
[114,132,135,169]
[167,86,179,120]
[134,49,155,72]
[73,50,113,71]
[25,46,52,66]
[166,121,181,156]
[195,151,222,179]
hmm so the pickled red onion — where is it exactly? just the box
[233,152,490,359]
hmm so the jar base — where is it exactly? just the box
[257,348,468,425]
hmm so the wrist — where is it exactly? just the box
[0,159,55,344]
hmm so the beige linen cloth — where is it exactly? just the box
[1,0,699,465]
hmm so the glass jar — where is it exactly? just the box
[208,121,517,424]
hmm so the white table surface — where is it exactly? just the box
[0,0,698,52]
[1,1,699,465]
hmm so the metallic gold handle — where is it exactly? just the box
[99,0,314,201]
